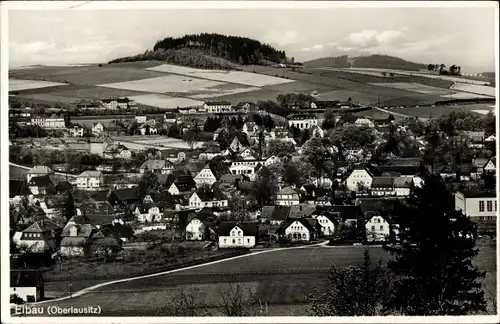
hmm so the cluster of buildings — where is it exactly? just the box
[76,98,138,110]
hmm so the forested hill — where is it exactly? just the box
[108,33,288,68]
[304,54,426,71]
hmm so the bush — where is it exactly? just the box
[10,294,24,305]
[98,63,103,67]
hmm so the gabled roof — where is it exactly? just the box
[371,176,395,188]
[278,186,302,195]
[109,187,140,202]
[28,175,53,187]
[192,189,226,202]
[393,177,413,188]
[288,204,317,219]
[205,101,231,106]
[11,270,44,287]
[23,219,61,233]
[140,159,173,170]
[62,223,96,237]
[79,171,102,178]
[276,217,316,234]
[355,197,400,215]
[27,165,53,174]
[101,223,135,239]
[459,190,496,199]
[218,222,259,237]
[317,205,364,221]
[269,206,290,221]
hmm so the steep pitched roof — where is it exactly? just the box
[355,197,400,214]
[109,187,140,202]
[218,222,259,237]
[62,223,96,237]
[28,175,53,187]
[27,165,53,175]
[79,171,102,178]
[23,219,61,233]
[371,176,395,188]
[393,177,413,188]
[270,206,290,221]
[101,223,135,239]
[318,205,364,221]
[140,159,173,170]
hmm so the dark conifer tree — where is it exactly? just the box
[384,175,486,315]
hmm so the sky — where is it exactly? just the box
[8,6,497,73]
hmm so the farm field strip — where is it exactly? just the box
[9,79,69,91]
[146,63,296,87]
[319,67,405,78]
[98,75,225,94]
[189,86,261,99]
[451,83,496,97]
[329,67,491,85]
[440,92,493,99]
[370,82,454,95]
[130,94,205,108]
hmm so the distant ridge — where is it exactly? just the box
[304,54,426,71]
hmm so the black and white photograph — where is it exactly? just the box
[1,1,498,321]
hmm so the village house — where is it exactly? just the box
[108,187,141,207]
[203,101,232,113]
[76,171,104,190]
[88,227,123,258]
[188,190,228,210]
[242,122,260,135]
[313,213,337,237]
[370,177,395,196]
[166,173,197,195]
[310,125,325,138]
[276,218,319,242]
[135,115,147,124]
[276,186,302,206]
[103,144,132,160]
[473,156,496,176]
[92,122,105,135]
[455,190,497,234]
[10,270,45,303]
[12,219,62,253]
[60,223,96,257]
[199,145,223,160]
[287,113,318,130]
[218,222,259,248]
[30,116,66,129]
[138,124,158,135]
[194,162,229,187]
[28,175,55,196]
[185,214,216,241]
[134,204,163,223]
[393,177,413,196]
[213,128,228,141]
[365,213,392,242]
[140,159,174,174]
[346,165,378,192]
[68,125,84,137]
[36,195,65,219]
[101,97,137,110]
[26,165,54,183]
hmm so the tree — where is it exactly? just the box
[217,283,256,316]
[156,287,206,316]
[384,175,486,315]
[307,249,391,316]
[265,139,295,157]
[229,194,251,221]
[167,123,181,138]
[64,190,75,221]
[138,170,159,197]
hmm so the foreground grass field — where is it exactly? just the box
[35,239,496,316]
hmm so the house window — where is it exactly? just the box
[380,226,384,231]
[224,239,227,243]
[247,239,250,243]
[487,201,493,212]
[479,201,485,212]
[495,201,497,212]
[238,239,241,244]
[371,226,375,231]
[232,239,235,244]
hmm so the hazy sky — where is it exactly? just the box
[9,6,497,72]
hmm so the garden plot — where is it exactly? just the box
[9,79,68,91]
[147,64,296,87]
[99,75,225,94]
[370,82,452,95]
[131,94,204,108]
[451,83,495,97]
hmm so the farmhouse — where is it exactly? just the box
[28,175,55,195]
[346,165,379,192]
[242,122,260,135]
[30,116,66,129]
[12,219,61,253]
[140,159,174,174]
[203,101,232,113]
[92,122,105,134]
[76,171,104,190]
[10,270,44,303]
[185,214,216,241]
[218,222,259,248]
[365,213,392,242]
[188,190,228,209]
[68,125,84,137]
[134,204,163,223]
[313,213,337,237]
[166,173,197,195]
[370,177,395,196]
[26,165,54,182]
[276,186,302,206]
[101,97,137,110]
[276,218,318,242]
[60,223,96,257]
[194,162,229,187]
[455,190,497,234]
[287,114,318,130]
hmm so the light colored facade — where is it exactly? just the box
[135,206,162,223]
[276,187,301,206]
[188,192,228,209]
[455,191,497,222]
[283,220,311,242]
[31,117,66,129]
[365,215,390,242]
[288,116,318,130]
[218,225,256,248]
[76,171,103,190]
[346,168,374,192]
[26,166,53,183]
[92,123,105,134]
[135,115,147,124]
[185,218,206,240]
[194,167,217,187]
[314,215,335,236]
[203,102,232,113]
[69,126,84,137]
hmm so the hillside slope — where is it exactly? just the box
[109,33,289,69]
[304,54,426,71]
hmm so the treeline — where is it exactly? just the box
[427,64,461,76]
[303,55,351,68]
[109,48,235,70]
[109,33,288,67]
[353,55,426,71]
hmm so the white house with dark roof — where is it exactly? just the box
[218,222,258,248]
[140,159,174,174]
[313,213,337,237]
[76,171,104,190]
[242,122,260,135]
[26,165,53,183]
[346,165,378,192]
[287,114,318,130]
[365,214,392,242]
[92,122,105,134]
[276,186,302,206]
[203,101,232,113]
[12,219,61,253]
[60,223,97,257]
[188,190,228,209]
